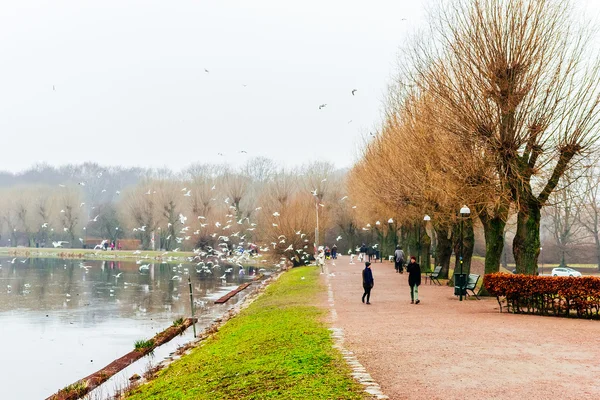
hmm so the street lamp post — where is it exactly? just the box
[540,246,543,275]
[83,227,87,249]
[458,205,471,301]
[375,221,381,261]
[422,215,431,267]
[314,201,319,258]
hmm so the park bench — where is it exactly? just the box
[425,265,443,285]
[465,273,481,300]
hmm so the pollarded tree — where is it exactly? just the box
[411,0,600,274]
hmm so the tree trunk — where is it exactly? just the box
[421,230,431,272]
[513,201,541,275]
[434,224,452,279]
[478,213,506,296]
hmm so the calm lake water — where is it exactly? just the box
[0,256,257,400]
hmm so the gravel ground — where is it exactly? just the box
[323,257,600,400]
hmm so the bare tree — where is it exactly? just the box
[57,187,84,248]
[578,162,600,270]
[407,0,600,274]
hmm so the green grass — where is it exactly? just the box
[134,339,155,352]
[172,317,185,327]
[126,267,365,400]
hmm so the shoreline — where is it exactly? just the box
[0,247,262,266]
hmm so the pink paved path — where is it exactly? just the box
[322,256,600,400]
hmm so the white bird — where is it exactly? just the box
[133,250,141,254]
[115,272,123,278]
[139,264,150,272]
[171,275,182,281]
[91,215,100,222]
[272,211,280,217]
[116,190,121,195]
[336,235,342,241]
[78,182,86,186]
[340,196,348,201]
[52,241,69,248]
[41,222,48,228]
[10,258,16,264]
[179,214,187,224]
[140,226,146,231]
[80,202,85,207]
[183,190,191,197]
[311,189,318,196]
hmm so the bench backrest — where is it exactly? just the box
[466,274,480,289]
[431,265,442,277]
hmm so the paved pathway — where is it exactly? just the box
[322,256,600,400]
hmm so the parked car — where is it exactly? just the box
[551,267,582,277]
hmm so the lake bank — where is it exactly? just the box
[124,266,366,400]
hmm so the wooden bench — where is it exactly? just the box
[425,265,443,285]
[465,273,480,299]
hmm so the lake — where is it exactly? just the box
[0,256,257,399]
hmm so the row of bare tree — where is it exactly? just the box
[0,158,373,265]
[349,0,600,282]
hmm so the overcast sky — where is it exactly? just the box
[1,0,599,173]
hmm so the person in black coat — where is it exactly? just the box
[406,256,421,304]
[362,262,374,304]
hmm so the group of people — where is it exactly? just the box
[361,245,421,305]
[324,245,338,259]
[358,243,378,262]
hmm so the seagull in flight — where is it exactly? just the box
[318,104,327,110]
[340,196,348,201]
[204,68,210,73]
[351,89,357,95]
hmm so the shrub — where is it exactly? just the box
[484,273,600,319]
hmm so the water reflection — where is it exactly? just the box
[0,256,257,400]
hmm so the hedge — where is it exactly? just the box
[484,273,600,319]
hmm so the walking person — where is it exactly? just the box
[394,245,405,273]
[407,256,421,304]
[331,244,337,259]
[362,262,374,304]
[359,243,367,262]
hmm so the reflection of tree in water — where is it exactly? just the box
[0,257,256,323]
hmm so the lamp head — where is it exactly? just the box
[375,221,381,226]
[423,215,431,221]
[387,218,394,224]
[459,205,471,216]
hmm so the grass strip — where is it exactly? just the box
[125,266,366,400]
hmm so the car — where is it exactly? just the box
[551,267,582,277]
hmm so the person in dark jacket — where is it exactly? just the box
[406,256,421,304]
[361,262,374,304]
[394,245,405,273]
[331,244,337,259]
